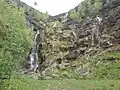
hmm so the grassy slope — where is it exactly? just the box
[8,77,120,90]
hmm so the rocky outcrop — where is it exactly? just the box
[60,0,120,61]
[8,0,120,79]
[38,0,120,79]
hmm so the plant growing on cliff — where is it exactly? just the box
[69,0,102,22]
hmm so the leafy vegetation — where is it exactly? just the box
[0,0,33,89]
[25,6,49,22]
[69,0,102,22]
[91,50,120,79]
[71,47,120,80]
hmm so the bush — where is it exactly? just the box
[0,0,33,88]
[69,0,102,22]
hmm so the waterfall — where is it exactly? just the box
[64,12,69,20]
[62,12,69,23]
[25,30,40,73]
[30,30,39,70]
[24,21,46,74]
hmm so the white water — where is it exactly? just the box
[27,30,40,72]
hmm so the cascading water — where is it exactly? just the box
[62,12,69,23]
[24,30,40,73]
[29,30,40,71]
[24,21,46,74]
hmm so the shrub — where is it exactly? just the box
[0,0,33,88]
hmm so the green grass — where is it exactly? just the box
[7,76,120,90]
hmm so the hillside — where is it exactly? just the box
[37,0,120,80]
[0,0,120,90]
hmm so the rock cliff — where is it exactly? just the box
[9,0,120,79]
[40,0,120,79]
